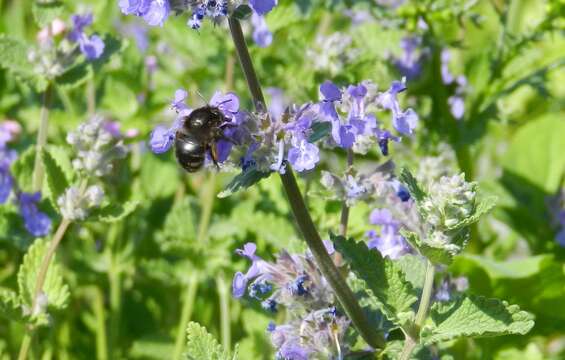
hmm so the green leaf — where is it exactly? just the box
[0,35,48,91]
[88,201,139,223]
[10,147,36,193]
[420,295,534,345]
[232,5,253,20]
[502,114,565,194]
[185,322,236,360]
[17,238,70,314]
[308,122,331,143]
[399,168,427,202]
[55,62,91,89]
[41,149,69,210]
[0,290,24,322]
[32,1,64,27]
[447,196,497,231]
[332,234,418,325]
[396,254,427,292]
[218,166,270,198]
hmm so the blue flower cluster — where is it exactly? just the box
[68,13,105,60]
[148,80,418,175]
[441,49,467,120]
[118,0,277,31]
[0,122,51,237]
[366,208,410,259]
[231,242,350,359]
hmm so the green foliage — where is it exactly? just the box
[17,239,69,316]
[399,168,427,202]
[0,290,24,323]
[31,1,65,27]
[185,322,237,360]
[88,201,139,223]
[333,234,418,326]
[218,166,271,198]
[41,148,70,210]
[0,35,47,90]
[10,147,36,193]
[420,295,535,345]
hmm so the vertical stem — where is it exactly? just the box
[228,17,384,350]
[32,83,53,192]
[87,76,96,116]
[17,218,72,360]
[93,288,108,360]
[217,274,231,352]
[17,334,32,360]
[107,223,122,358]
[415,260,435,328]
[399,259,435,360]
[172,275,198,360]
[339,149,354,237]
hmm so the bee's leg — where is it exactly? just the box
[209,143,220,171]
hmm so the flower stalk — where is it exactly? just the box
[32,82,53,192]
[400,258,435,360]
[228,17,385,350]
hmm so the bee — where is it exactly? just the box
[174,105,225,172]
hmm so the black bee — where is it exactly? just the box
[174,106,225,172]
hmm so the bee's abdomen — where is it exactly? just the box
[175,134,205,172]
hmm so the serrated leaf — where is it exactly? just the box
[0,35,48,91]
[10,147,36,193]
[17,238,70,314]
[447,196,497,231]
[0,290,24,322]
[400,228,469,266]
[308,121,331,143]
[88,201,139,223]
[420,295,534,345]
[41,149,69,210]
[55,62,91,89]
[32,1,64,27]
[332,234,417,325]
[218,166,270,198]
[396,254,427,292]
[185,322,236,360]
[399,168,426,202]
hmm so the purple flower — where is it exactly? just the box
[276,343,310,360]
[68,13,105,60]
[366,208,408,259]
[119,0,169,27]
[287,138,319,172]
[143,0,170,27]
[249,0,277,15]
[393,36,422,80]
[251,14,272,48]
[79,34,105,60]
[0,168,13,204]
[441,49,454,85]
[378,80,418,136]
[17,193,52,237]
[119,0,150,15]
[448,96,465,120]
[232,272,248,298]
[149,117,184,154]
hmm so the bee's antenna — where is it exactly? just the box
[195,90,208,105]
[217,98,233,106]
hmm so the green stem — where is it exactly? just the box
[32,83,53,192]
[93,288,108,360]
[17,218,72,360]
[399,336,417,360]
[173,274,198,360]
[339,149,354,237]
[217,274,231,352]
[87,76,96,116]
[108,223,122,358]
[415,260,435,328]
[399,259,435,360]
[228,17,384,350]
[17,333,32,360]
